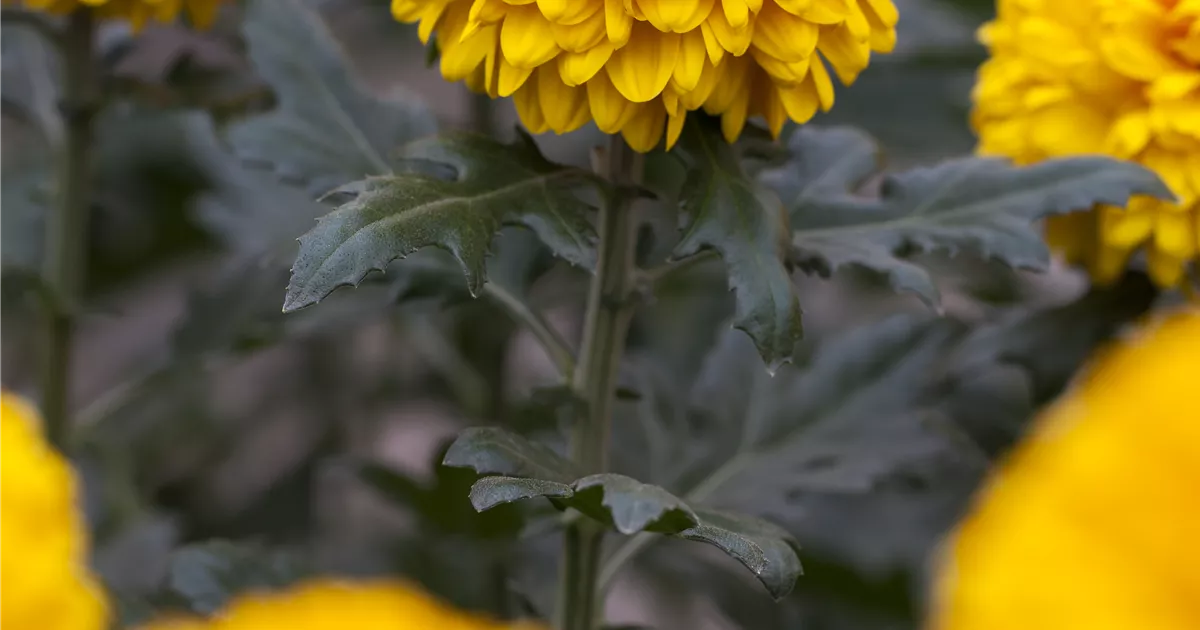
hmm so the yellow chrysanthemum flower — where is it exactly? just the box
[1,392,109,630]
[137,579,544,630]
[4,0,224,30]
[927,308,1200,630]
[972,0,1200,287]
[393,0,899,152]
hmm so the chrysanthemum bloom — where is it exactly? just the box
[927,309,1200,630]
[1,393,109,630]
[4,0,224,30]
[972,0,1200,287]
[392,0,899,152]
[136,579,544,629]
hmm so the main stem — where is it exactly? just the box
[41,8,97,451]
[555,136,642,630]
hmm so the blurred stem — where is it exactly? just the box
[41,8,97,452]
[482,283,575,379]
[555,136,642,630]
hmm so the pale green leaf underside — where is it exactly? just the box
[283,133,599,311]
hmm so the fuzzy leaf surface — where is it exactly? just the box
[674,120,803,372]
[778,148,1171,303]
[283,132,599,311]
[678,508,803,600]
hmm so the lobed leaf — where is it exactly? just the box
[229,0,436,194]
[674,119,803,372]
[764,129,1173,304]
[283,132,599,311]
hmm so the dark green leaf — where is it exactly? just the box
[283,132,599,311]
[780,151,1172,304]
[678,508,803,600]
[443,426,579,484]
[164,541,308,615]
[469,476,573,511]
[229,0,436,194]
[464,472,698,535]
[674,119,803,372]
[571,473,697,535]
[443,429,698,535]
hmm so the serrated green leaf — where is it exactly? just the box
[678,508,803,600]
[781,152,1171,304]
[283,132,599,311]
[443,426,579,484]
[229,0,436,194]
[674,119,803,372]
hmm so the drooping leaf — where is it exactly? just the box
[571,473,698,535]
[283,132,599,311]
[678,508,803,600]
[443,429,698,535]
[228,0,436,194]
[674,119,803,371]
[469,476,574,511]
[774,143,1171,304]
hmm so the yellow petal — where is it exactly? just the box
[606,24,680,103]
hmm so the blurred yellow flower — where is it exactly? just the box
[972,0,1200,287]
[5,0,224,30]
[927,308,1200,630]
[393,0,899,152]
[1,392,109,630]
[137,579,544,630]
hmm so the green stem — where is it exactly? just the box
[41,8,97,451]
[554,136,642,630]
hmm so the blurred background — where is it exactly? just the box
[0,0,1160,628]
